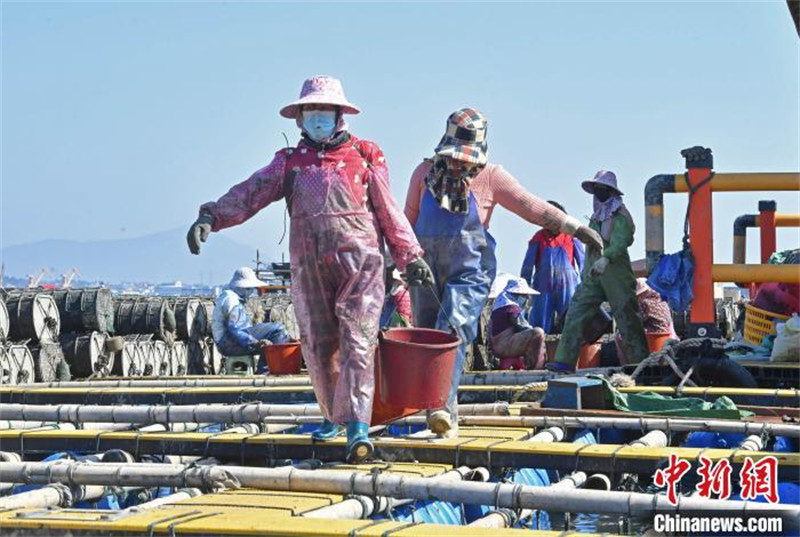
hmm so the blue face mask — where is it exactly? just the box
[302,110,337,142]
[235,287,259,300]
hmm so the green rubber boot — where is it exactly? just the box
[345,422,373,463]
[311,419,344,441]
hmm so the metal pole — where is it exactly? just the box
[301,466,486,520]
[3,408,796,437]
[0,483,106,510]
[454,415,800,438]
[0,403,508,425]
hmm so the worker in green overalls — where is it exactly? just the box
[547,170,649,373]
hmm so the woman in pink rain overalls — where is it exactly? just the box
[187,76,432,462]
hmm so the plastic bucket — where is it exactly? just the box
[577,341,601,369]
[646,332,671,353]
[377,328,461,409]
[262,342,302,375]
[371,346,420,427]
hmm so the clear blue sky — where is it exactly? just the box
[2,1,798,279]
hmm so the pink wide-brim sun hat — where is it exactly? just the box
[280,75,361,119]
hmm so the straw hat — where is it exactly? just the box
[503,278,539,296]
[229,267,268,289]
[434,108,489,165]
[581,170,624,196]
[279,75,361,119]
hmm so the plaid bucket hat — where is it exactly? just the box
[434,108,489,165]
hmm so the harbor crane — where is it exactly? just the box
[61,267,80,289]
[26,268,49,289]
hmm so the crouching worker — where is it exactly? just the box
[211,267,291,372]
[490,279,546,370]
[548,170,649,373]
[188,76,430,462]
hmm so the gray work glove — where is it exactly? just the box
[574,224,604,254]
[405,257,434,287]
[248,340,272,354]
[187,213,214,255]
[589,256,610,277]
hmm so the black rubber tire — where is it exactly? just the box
[662,355,758,394]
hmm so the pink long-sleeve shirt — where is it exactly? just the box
[199,136,423,270]
[404,161,568,233]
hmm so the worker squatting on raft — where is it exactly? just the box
[548,170,649,374]
[187,75,434,462]
[211,267,292,373]
[404,108,604,438]
[490,278,546,370]
[520,200,585,334]
[615,278,679,364]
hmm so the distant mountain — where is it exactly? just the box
[0,228,282,284]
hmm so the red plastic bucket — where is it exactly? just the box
[262,342,303,375]
[377,328,461,409]
[646,332,671,353]
[371,346,420,427]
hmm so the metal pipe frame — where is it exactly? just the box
[733,212,800,264]
[645,172,800,271]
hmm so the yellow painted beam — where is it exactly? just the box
[674,173,800,193]
[0,505,600,535]
[775,214,800,226]
[1,428,795,467]
[712,264,800,283]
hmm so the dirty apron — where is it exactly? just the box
[410,190,496,425]
[288,149,385,425]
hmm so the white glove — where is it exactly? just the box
[590,257,610,277]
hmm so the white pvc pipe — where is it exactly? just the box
[456,415,799,438]
[4,461,794,526]
[301,466,484,520]
[629,430,669,448]
[468,509,515,528]
[0,484,70,509]
[0,422,78,431]
[585,474,612,491]
[0,483,106,509]
[0,452,22,463]
[126,488,202,512]
[552,472,588,489]
[740,435,764,452]
[470,465,588,527]
[528,426,565,443]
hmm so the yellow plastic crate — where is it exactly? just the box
[744,303,789,345]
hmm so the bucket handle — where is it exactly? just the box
[381,281,460,337]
